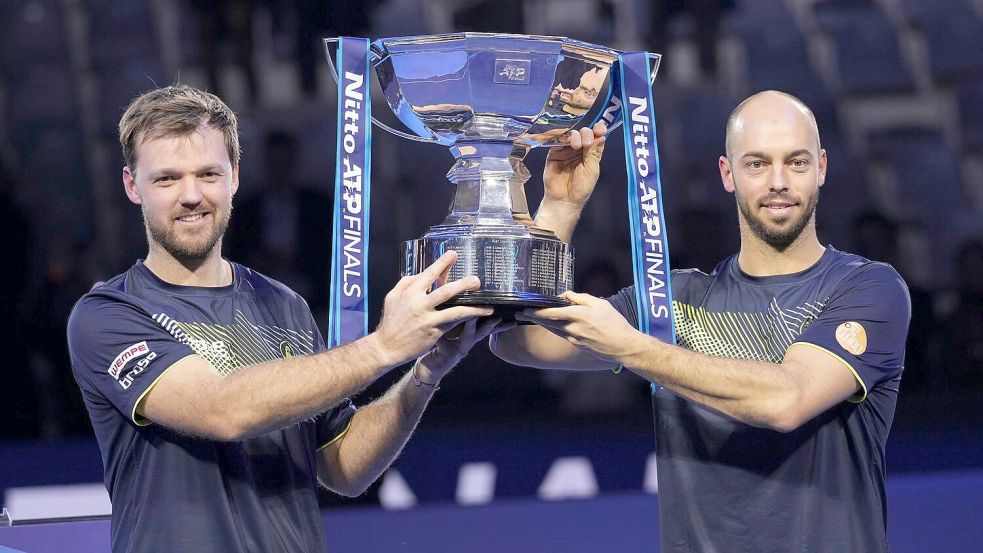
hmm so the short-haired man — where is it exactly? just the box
[493,91,911,552]
[68,85,511,552]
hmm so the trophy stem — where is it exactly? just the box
[401,151,573,320]
[443,155,535,227]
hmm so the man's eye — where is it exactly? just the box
[747,161,764,169]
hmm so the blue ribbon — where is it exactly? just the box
[617,52,676,345]
[329,37,372,348]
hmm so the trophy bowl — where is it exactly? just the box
[347,33,625,317]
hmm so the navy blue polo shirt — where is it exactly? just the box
[68,261,355,553]
[609,246,910,553]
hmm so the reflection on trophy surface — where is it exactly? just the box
[547,67,606,116]
[342,33,629,317]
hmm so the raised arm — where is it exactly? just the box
[491,122,612,370]
[535,122,606,242]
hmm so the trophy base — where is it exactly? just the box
[440,291,571,320]
[401,226,574,321]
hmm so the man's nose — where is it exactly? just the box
[178,177,204,205]
[769,167,790,193]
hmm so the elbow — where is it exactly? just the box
[199,415,251,442]
[323,474,374,498]
[767,414,805,434]
[760,392,809,434]
[201,395,258,442]
[333,480,371,498]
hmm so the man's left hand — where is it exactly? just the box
[414,317,516,384]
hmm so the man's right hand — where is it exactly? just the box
[533,122,607,243]
[542,121,606,208]
[372,251,493,367]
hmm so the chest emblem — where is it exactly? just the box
[280,341,295,357]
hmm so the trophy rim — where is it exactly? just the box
[369,32,624,148]
[371,32,622,60]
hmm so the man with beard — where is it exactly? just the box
[65,85,569,552]
[492,91,911,552]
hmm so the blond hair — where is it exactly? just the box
[118,85,240,175]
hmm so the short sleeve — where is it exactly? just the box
[606,286,638,328]
[67,294,196,425]
[607,268,697,333]
[315,400,356,449]
[793,263,911,402]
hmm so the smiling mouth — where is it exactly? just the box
[176,212,209,223]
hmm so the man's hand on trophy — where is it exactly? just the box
[414,316,516,386]
[515,290,642,366]
[373,251,494,367]
[542,121,607,207]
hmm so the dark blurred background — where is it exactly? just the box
[1,0,981,512]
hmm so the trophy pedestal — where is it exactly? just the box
[401,224,574,319]
[442,292,572,320]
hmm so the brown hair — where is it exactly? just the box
[118,85,240,175]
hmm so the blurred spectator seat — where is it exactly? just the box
[725,15,838,133]
[814,133,871,248]
[94,62,169,135]
[0,0,67,73]
[957,80,983,151]
[868,128,968,266]
[813,0,916,95]
[17,125,91,239]
[667,88,734,205]
[84,0,161,70]
[675,88,732,162]
[902,0,983,83]
[725,0,793,27]
[868,128,962,216]
[4,66,79,134]
[901,0,978,22]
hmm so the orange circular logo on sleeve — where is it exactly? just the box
[835,322,868,355]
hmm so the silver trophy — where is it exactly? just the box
[328,33,651,316]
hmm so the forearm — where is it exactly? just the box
[215,333,397,439]
[534,199,585,242]
[621,336,802,431]
[322,365,436,494]
[490,326,611,370]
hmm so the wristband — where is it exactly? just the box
[412,363,440,391]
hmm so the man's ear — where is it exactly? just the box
[123,166,142,205]
[720,156,736,194]
[817,149,827,188]
[231,164,240,196]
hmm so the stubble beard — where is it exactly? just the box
[735,185,819,253]
[143,203,232,262]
